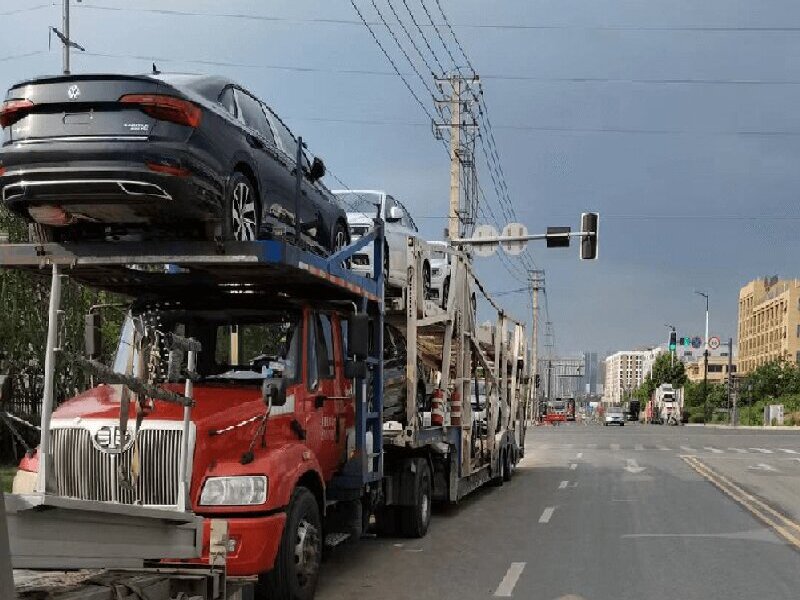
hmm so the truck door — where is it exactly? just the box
[302,310,350,478]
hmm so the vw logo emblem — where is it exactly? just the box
[92,425,134,452]
[67,84,80,100]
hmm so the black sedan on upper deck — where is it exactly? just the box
[0,73,350,250]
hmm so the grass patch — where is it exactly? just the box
[1,466,17,494]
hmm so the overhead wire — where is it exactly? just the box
[400,0,446,73]
[384,0,437,77]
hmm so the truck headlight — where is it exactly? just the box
[200,476,268,506]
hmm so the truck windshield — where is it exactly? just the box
[113,309,302,384]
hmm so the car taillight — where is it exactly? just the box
[0,166,5,177]
[146,161,190,177]
[0,99,34,128]
[119,94,202,128]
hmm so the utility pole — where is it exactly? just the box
[727,337,734,425]
[529,270,544,422]
[434,73,479,241]
[696,291,710,421]
[52,0,85,75]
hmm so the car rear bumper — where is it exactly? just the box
[0,139,224,225]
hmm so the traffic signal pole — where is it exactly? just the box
[529,270,544,423]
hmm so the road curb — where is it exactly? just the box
[685,424,800,431]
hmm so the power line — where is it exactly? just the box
[366,0,438,98]
[72,4,800,33]
[400,0,446,73]
[0,50,48,62]
[433,0,475,74]
[384,0,436,77]
[416,0,458,67]
[0,4,50,17]
[348,0,436,122]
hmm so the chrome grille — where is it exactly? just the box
[51,425,185,506]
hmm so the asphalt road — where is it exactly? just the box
[316,424,800,600]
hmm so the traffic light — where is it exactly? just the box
[580,212,599,260]
[669,330,677,352]
[535,374,541,389]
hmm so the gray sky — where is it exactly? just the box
[2,0,800,356]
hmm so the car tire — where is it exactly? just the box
[224,172,260,242]
[441,277,450,309]
[400,458,432,538]
[422,261,431,299]
[257,487,321,600]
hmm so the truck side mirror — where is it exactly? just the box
[84,312,102,360]
[0,372,12,405]
[308,157,326,183]
[348,314,369,360]
[262,379,287,407]
[344,359,367,379]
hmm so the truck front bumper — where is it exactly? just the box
[196,512,287,576]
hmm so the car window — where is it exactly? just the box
[317,314,335,379]
[218,87,237,118]
[235,89,275,145]
[262,105,298,158]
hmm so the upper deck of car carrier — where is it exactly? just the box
[0,230,383,303]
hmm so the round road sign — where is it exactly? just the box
[708,336,721,350]
[691,336,702,349]
[501,222,528,256]
[472,224,498,257]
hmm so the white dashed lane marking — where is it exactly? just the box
[704,447,723,454]
[538,507,556,524]
[558,480,569,489]
[494,562,526,597]
[570,463,578,470]
[750,448,774,454]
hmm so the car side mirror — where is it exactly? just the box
[387,206,403,222]
[347,314,370,360]
[308,157,326,183]
[262,379,287,407]
[84,312,102,360]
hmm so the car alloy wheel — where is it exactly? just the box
[231,181,258,241]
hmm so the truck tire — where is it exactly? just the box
[491,451,505,487]
[503,448,513,482]
[400,458,432,538]
[373,506,401,537]
[257,487,321,600]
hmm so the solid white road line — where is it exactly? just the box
[751,448,774,454]
[570,463,578,470]
[704,447,724,454]
[559,480,569,489]
[610,443,621,451]
[634,444,644,451]
[539,507,556,523]
[494,562,526,597]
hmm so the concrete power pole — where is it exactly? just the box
[62,0,70,74]
[528,270,544,422]
[435,73,479,241]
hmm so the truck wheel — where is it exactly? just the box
[503,449,514,482]
[491,451,505,487]
[258,487,321,600]
[401,458,432,538]
[373,506,401,537]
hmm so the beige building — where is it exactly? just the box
[738,277,800,375]
[685,355,737,384]
[603,348,663,405]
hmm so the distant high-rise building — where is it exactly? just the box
[602,348,664,405]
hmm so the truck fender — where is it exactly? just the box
[245,442,325,514]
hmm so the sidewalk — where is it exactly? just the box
[686,424,800,431]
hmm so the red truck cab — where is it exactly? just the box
[14,300,362,598]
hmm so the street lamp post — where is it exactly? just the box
[695,291,710,422]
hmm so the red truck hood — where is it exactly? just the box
[52,382,266,430]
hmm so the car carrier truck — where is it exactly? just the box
[645,383,683,425]
[0,228,527,599]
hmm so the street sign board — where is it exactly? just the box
[708,336,721,350]
[472,224,498,257]
[501,222,528,255]
[691,336,702,349]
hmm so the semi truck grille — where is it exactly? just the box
[50,425,188,506]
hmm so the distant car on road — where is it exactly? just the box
[604,408,625,426]
[0,73,349,250]
[334,189,430,294]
